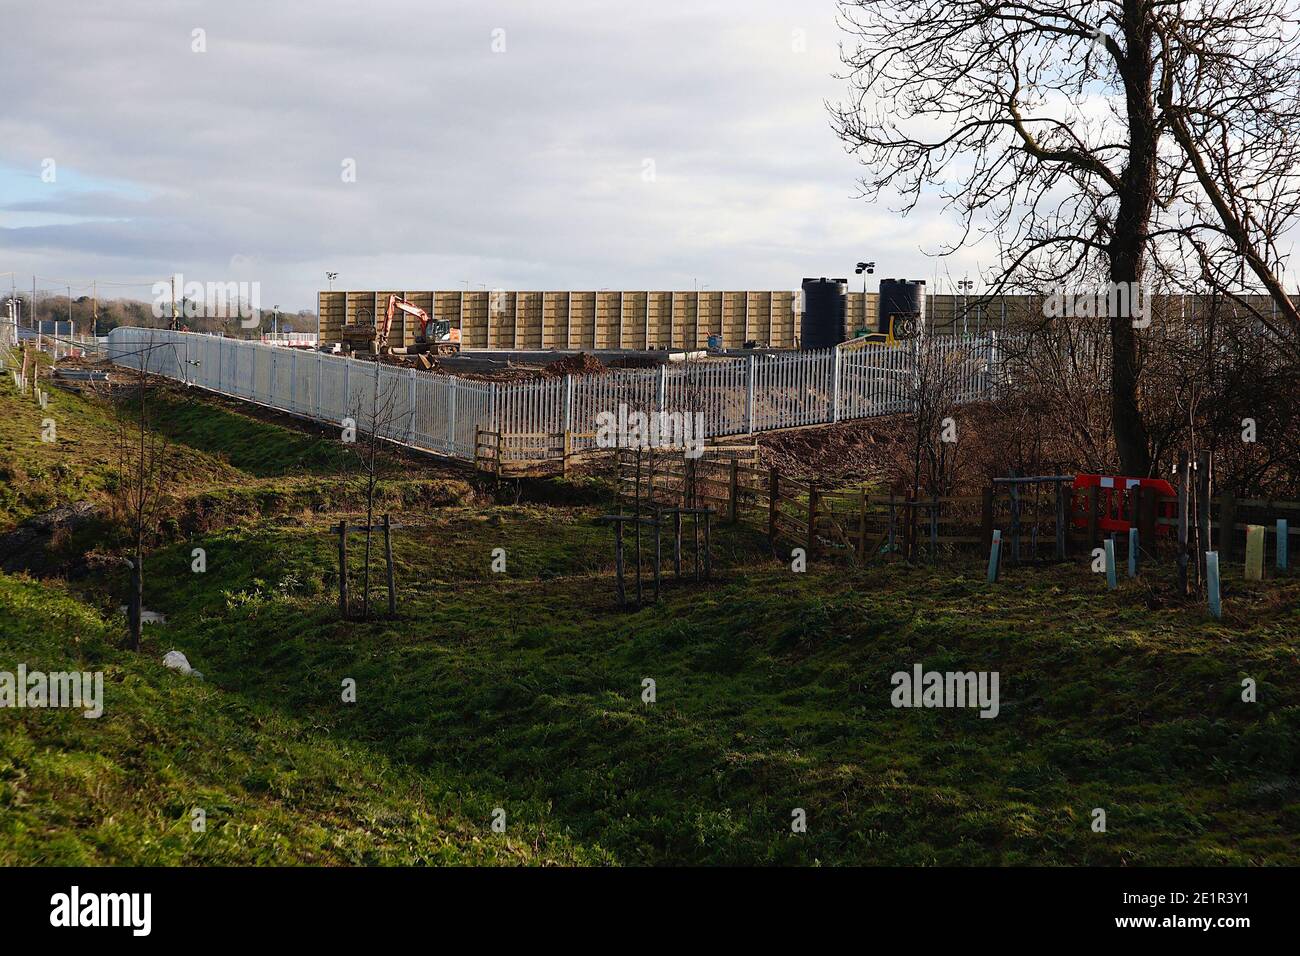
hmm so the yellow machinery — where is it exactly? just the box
[843,311,922,349]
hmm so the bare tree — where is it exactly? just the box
[340,357,409,619]
[98,337,172,650]
[832,0,1300,476]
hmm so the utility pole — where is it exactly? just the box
[68,284,73,338]
[92,280,97,336]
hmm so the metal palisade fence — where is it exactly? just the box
[105,328,1015,464]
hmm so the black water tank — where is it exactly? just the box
[800,277,847,350]
[878,279,926,334]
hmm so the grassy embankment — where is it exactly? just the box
[1,365,1298,865]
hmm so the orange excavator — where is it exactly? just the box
[377,294,462,355]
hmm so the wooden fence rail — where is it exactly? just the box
[616,448,1300,570]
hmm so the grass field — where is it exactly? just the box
[2,367,1298,865]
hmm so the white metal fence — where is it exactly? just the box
[105,328,1014,464]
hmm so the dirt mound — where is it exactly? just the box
[0,501,103,577]
[759,419,900,486]
[539,353,608,378]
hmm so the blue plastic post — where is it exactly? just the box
[1105,537,1117,590]
[987,529,1002,583]
[1128,527,1138,578]
[1206,551,1222,619]
[1279,519,1289,571]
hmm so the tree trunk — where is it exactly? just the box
[129,539,143,651]
[1108,0,1157,477]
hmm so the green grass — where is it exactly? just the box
[0,372,474,535]
[0,573,610,865]
[2,370,1299,865]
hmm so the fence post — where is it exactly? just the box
[343,359,350,422]
[1139,487,1157,558]
[1055,481,1067,560]
[746,354,756,433]
[1010,478,1021,563]
[728,460,739,524]
[1278,519,1289,571]
[832,346,842,423]
[564,373,574,434]
[806,484,818,559]
[1177,451,1190,595]
[448,380,457,454]
[768,467,779,542]
[929,495,938,561]
[657,365,667,416]
[614,520,626,606]
[858,488,868,561]
[407,367,416,443]
[988,330,999,396]
[338,520,349,619]
[1220,492,1237,561]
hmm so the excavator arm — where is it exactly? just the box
[380,295,461,354]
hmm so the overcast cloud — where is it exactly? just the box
[0,0,986,311]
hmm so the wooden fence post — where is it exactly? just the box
[704,510,713,580]
[1177,451,1191,596]
[674,509,683,578]
[729,460,739,524]
[614,520,626,606]
[653,510,662,601]
[806,484,818,559]
[338,519,349,619]
[1220,492,1237,562]
[1010,479,1021,563]
[857,488,868,562]
[1055,481,1067,560]
[768,468,779,543]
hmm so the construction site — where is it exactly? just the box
[5,0,1300,927]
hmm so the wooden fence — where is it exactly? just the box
[616,449,1300,569]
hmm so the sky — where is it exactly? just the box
[0,0,987,312]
